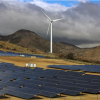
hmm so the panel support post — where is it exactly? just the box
[36,94,38,100]
[80,92,82,100]
[9,91,10,100]
[64,96,65,100]
[50,93,51,100]
[22,92,23,100]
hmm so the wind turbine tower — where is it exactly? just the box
[42,10,65,53]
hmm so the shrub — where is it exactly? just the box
[0,45,3,48]
[67,53,74,59]
[6,47,10,50]
[12,48,16,51]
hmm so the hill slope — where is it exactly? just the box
[0,29,100,62]
[0,40,40,54]
[0,29,83,54]
[80,45,100,61]
[60,42,78,48]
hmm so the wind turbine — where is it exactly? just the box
[41,10,65,53]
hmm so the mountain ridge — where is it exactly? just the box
[60,42,79,48]
[0,29,81,54]
[0,29,100,62]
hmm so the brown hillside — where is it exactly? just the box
[60,42,78,48]
[0,40,42,54]
[0,29,99,62]
[80,45,100,61]
[0,29,84,54]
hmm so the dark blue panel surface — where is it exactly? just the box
[39,91,57,97]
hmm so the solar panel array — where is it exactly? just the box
[0,50,45,58]
[0,62,100,99]
[47,65,100,73]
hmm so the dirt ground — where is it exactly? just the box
[0,56,100,100]
[0,56,81,69]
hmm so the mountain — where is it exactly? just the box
[0,29,47,51]
[0,40,39,54]
[0,29,82,54]
[79,45,100,61]
[60,42,79,48]
[0,29,99,62]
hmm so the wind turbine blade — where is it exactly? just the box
[53,18,65,22]
[46,22,51,36]
[41,10,51,21]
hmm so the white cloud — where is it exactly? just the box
[76,43,100,48]
[0,1,99,48]
[78,0,88,3]
[0,0,18,1]
[30,0,70,12]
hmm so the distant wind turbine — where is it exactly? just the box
[41,10,65,53]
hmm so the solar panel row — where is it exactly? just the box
[47,65,100,73]
[0,50,45,58]
[0,62,100,99]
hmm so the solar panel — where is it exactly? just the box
[19,87,40,94]
[21,92,37,99]
[62,89,80,96]
[43,86,65,93]
[89,89,100,94]
[9,81,27,86]
[0,51,45,58]
[0,89,6,96]
[18,80,44,85]
[34,78,61,84]
[25,84,40,89]
[6,89,35,99]
[47,65,100,73]
[1,62,100,99]
[23,83,64,94]
[39,91,57,97]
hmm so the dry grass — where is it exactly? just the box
[0,40,97,65]
[0,56,81,69]
[0,40,42,54]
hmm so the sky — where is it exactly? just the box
[0,0,100,48]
